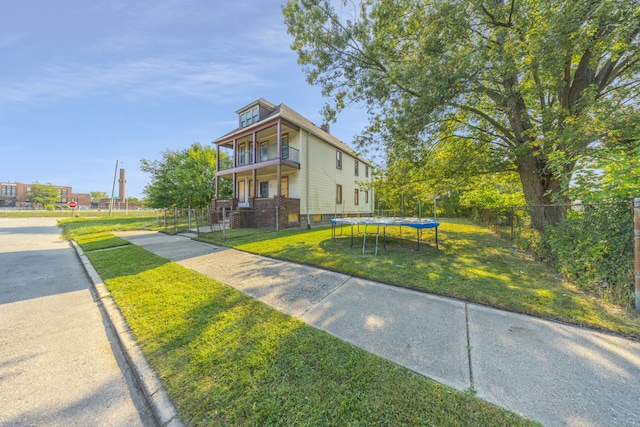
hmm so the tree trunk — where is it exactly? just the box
[516,152,567,231]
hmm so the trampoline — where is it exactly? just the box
[331,217,440,255]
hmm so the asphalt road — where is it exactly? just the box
[0,217,155,427]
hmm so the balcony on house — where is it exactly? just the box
[217,141,300,172]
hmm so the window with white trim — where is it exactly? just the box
[239,106,259,128]
[336,151,342,169]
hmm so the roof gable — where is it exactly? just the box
[214,99,370,165]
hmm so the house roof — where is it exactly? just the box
[234,98,275,114]
[213,100,370,165]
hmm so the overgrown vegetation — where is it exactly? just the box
[476,203,635,309]
[539,204,634,307]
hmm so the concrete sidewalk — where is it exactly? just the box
[116,230,640,427]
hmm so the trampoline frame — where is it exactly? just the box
[331,217,439,255]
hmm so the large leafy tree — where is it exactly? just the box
[29,182,60,209]
[141,143,229,209]
[284,0,640,229]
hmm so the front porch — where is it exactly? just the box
[212,197,301,230]
[214,116,301,201]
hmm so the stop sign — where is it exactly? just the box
[68,201,78,209]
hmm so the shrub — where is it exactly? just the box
[540,203,633,307]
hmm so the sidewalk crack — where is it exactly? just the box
[465,303,475,391]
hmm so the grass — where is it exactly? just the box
[0,209,153,218]
[80,241,537,426]
[55,214,639,424]
[57,214,162,252]
[196,219,640,339]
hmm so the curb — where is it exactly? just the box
[72,241,184,427]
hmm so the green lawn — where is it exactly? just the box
[197,219,640,339]
[56,215,639,425]
[0,209,153,218]
[81,241,537,426]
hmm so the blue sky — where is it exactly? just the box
[0,0,369,199]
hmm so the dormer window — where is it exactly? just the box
[240,106,259,128]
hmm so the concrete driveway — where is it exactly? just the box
[0,218,154,427]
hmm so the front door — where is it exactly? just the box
[238,180,248,207]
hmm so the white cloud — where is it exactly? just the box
[0,0,299,111]
[0,54,278,109]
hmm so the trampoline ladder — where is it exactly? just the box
[362,224,380,255]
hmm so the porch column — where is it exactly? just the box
[276,121,282,196]
[252,169,257,199]
[232,138,237,167]
[233,173,237,198]
[215,144,220,199]
[216,144,220,172]
[252,131,257,164]
[251,131,258,199]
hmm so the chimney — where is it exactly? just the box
[320,123,330,134]
[118,169,126,202]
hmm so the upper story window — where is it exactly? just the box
[365,164,369,177]
[1,185,16,196]
[281,134,289,159]
[336,151,342,169]
[354,160,359,176]
[239,106,259,128]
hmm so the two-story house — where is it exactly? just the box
[212,99,373,230]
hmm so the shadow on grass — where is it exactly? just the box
[230,225,639,336]
[87,246,169,279]
[94,253,536,426]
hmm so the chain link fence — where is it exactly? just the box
[476,201,635,308]
[156,208,230,235]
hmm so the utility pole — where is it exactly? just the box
[109,160,118,216]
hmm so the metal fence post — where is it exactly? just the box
[222,207,226,240]
[634,198,640,313]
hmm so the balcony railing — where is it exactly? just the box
[218,142,300,171]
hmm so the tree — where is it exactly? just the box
[141,143,229,209]
[90,191,108,202]
[29,182,60,209]
[283,0,640,229]
[566,142,640,203]
[127,197,142,205]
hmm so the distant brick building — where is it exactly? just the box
[0,181,91,209]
